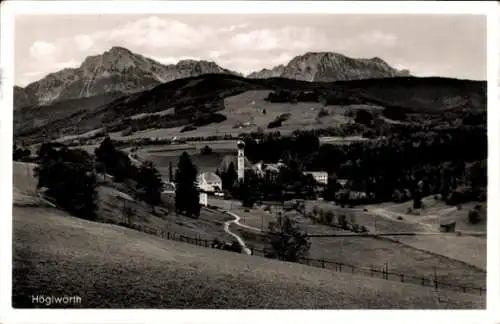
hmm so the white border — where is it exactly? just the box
[1,1,498,324]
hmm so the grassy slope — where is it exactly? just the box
[305,200,487,271]
[113,90,354,140]
[12,206,485,309]
[12,162,485,308]
[96,185,234,242]
[231,207,485,288]
[15,75,486,145]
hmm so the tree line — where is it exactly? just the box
[33,137,202,220]
[237,124,486,207]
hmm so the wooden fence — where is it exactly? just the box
[120,221,485,296]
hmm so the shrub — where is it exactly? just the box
[200,145,213,155]
[267,120,282,129]
[360,225,369,233]
[324,210,334,224]
[317,108,329,118]
[180,125,197,133]
[338,214,347,228]
[468,206,482,224]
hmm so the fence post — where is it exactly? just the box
[167,232,170,239]
[421,277,425,286]
[351,265,354,274]
[370,265,374,277]
[321,260,325,268]
[479,288,483,296]
[433,267,438,291]
[462,286,466,293]
[400,274,404,282]
[251,247,254,255]
[339,263,342,272]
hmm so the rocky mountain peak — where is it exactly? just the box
[248,52,410,82]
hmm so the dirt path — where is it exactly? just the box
[365,206,438,232]
[223,210,254,255]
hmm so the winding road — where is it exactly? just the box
[222,210,259,255]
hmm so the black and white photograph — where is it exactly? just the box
[1,0,499,323]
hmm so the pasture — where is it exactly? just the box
[105,90,361,141]
[230,200,486,289]
[12,205,484,308]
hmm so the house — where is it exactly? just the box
[162,181,176,194]
[337,179,349,188]
[303,171,328,185]
[197,172,222,193]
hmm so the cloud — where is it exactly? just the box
[229,26,329,52]
[361,31,397,47]
[29,40,59,59]
[149,55,203,65]
[105,16,211,50]
[74,34,94,51]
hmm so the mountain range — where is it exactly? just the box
[14,47,411,109]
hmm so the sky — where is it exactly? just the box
[14,14,487,86]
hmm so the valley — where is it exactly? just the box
[11,44,488,310]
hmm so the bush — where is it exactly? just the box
[468,205,483,224]
[267,120,282,129]
[317,108,329,118]
[324,210,334,224]
[338,215,347,228]
[200,145,213,155]
[180,125,197,133]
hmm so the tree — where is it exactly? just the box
[35,145,98,219]
[355,109,374,126]
[221,162,237,191]
[13,145,31,161]
[95,136,116,170]
[323,175,338,201]
[175,152,200,218]
[95,137,136,182]
[265,214,311,262]
[168,161,174,182]
[136,161,164,213]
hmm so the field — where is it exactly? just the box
[133,140,244,177]
[104,90,373,141]
[224,199,486,289]
[12,205,485,309]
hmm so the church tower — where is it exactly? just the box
[237,140,245,182]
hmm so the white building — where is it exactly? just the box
[197,172,222,193]
[303,171,328,185]
[199,192,208,206]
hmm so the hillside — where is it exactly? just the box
[14,46,239,109]
[248,52,411,81]
[14,74,486,145]
[12,205,484,308]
